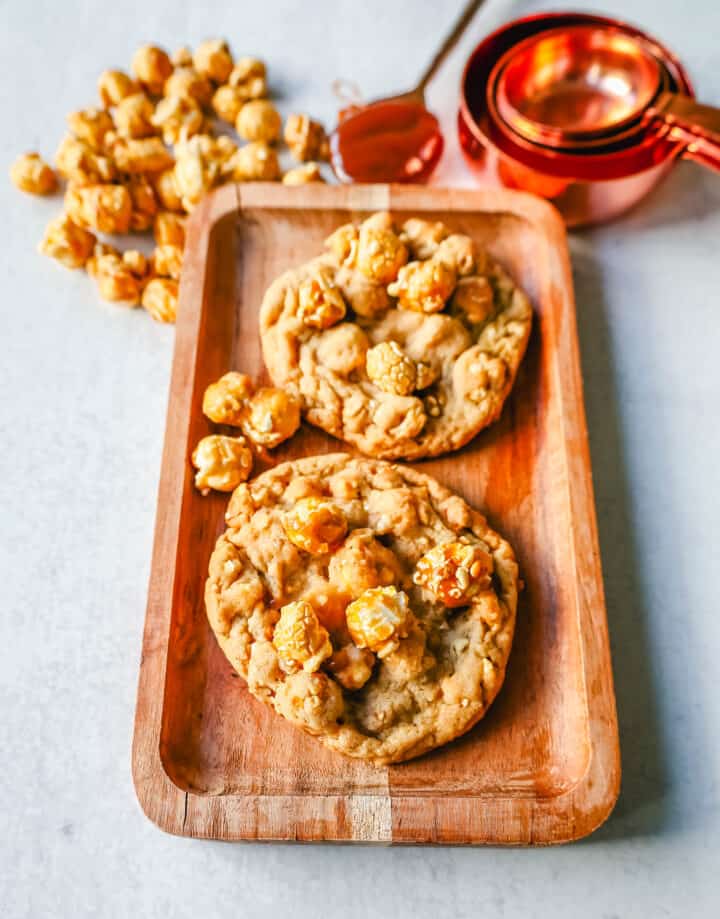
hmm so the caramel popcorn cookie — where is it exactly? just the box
[259,213,532,460]
[205,453,519,765]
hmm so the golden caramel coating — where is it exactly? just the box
[67,107,114,152]
[10,153,57,195]
[171,46,193,68]
[210,84,246,124]
[193,39,233,84]
[88,248,147,305]
[112,136,174,173]
[54,135,115,186]
[365,340,417,396]
[413,540,493,607]
[126,174,158,231]
[97,69,139,107]
[202,371,254,425]
[272,600,333,674]
[297,270,346,329]
[236,99,281,143]
[326,643,375,691]
[283,497,348,555]
[152,243,183,280]
[241,386,301,448]
[172,134,230,210]
[284,113,329,162]
[64,184,132,234]
[228,57,267,98]
[451,275,494,325]
[163,66,213,107]
[327,529,401,598]
[152,168,183,212]
[152,94,204,145]
[345,586,413,658]
[399,217,449,260]
[435,234,476,276]
[39,214,96,269]
[282,162,325,186]
[191,434,253,495]
[131,44,173,95]
[141,277,179,323]
[356,223,408,285]
[113,92,156,138]
[225,141,280,181]
[388,257,456,314]
[153,210,186,247]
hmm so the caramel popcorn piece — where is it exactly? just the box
[163,67,213,107]
[228,57,267,98]
[272,601,332,674]
[297,270,346,329]
[97,69,139,108]
[191,433,253,495]
[284,113,329,162]
[282,163,325,186]
[399,218,449,260]
[64,184,132,234]
[328,529,401,597]
[210,84,246,124]
[54,135,116,185]
[236,99,281,144]
[452,275,494,324]
[88,247,147,306]
[171,46,193,68]
[152,94,204,145]
[131,44,173,95]
[193,39,233,84]
[356,221,408,285]
[173,134,225,210]
[141,277,179,323]
[241,386,300,448]
[152,243,183,280]
[152,168,183,212]
[345,586,413,658]
[39,214,96,269]
[113,92,157,138]
[112,136,174,174]
[326,644,375,691]
[126,174,158,231]
[153,210,186,247]
[202,371,254,425]
[225,141,280,181]
[10,153,57,195]
[283,497,348,555]
[388,258,456,314]
[435,234,476,276]
[413,541,493,607]
[67,107,114,152]
[365,340,417,396]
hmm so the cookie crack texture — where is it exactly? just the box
[259,213,532,460]
[206,454,520,765]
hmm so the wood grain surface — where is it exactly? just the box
[132,182,620,844]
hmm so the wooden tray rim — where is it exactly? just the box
[132,182,620,845]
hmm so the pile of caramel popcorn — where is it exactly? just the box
[10,40,330,324]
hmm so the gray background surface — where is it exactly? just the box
[2,0,719,916]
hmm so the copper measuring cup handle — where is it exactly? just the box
[647,93,720,172]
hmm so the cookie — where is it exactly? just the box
[259,213,532,460]
[205,453,519,765]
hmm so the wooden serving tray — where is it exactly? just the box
[132,183,620,844]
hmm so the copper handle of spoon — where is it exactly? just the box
[647,92,720,172]
[414,0,488,98]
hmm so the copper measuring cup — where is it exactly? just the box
[492,24,720,165]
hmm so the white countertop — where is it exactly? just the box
[2,0,719,915]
